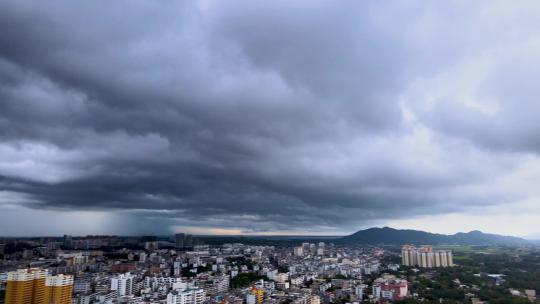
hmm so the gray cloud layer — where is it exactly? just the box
[1,0,540,235]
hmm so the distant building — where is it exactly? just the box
[290,276,304,286]
[308,295,320,304]
[249,286,264,304]
[355,284,367,301]
[525,289,536,302]
[145,241,159,251]
[309,243,317,255]
[273,273,289,283]
[63,235,73,248]
[139,252,147,263]
[73,279,91,293]
[175,233,197,248]
[293,246,304,257]
[175,233,185,248]
[401,245,454,268]
[111,263,137,273]
[185,234,193,247]
[212,275,229,293]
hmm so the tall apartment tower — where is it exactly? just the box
[250,286,264,304]
[401,245,454,268]
[5,268,73,304]
[5,268,47,304]
[44,274,74,304]
[184,234,193,247]
[175,233,185,248]
[111,272,135,296]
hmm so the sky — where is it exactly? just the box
[1,1,540,237]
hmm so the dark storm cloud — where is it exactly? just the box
[1,0,540,234]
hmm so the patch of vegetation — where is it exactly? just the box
[400,247,540,303]
[231,273,269,288]
[278,265,289,273]
[181,264,212,277]
[228,256,255,268]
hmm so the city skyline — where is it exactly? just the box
[2,1,540,237]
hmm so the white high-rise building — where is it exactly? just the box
[309,243,317,255]
[167,288,206,304]
[401,245,454,268]
[111,273,135,296]
[355,284,366,301]
[139,252,147,263]
[246,294,257,304]
[308,295,320,304]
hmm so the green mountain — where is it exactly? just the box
[339,227,529,245]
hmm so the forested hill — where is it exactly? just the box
[339,227,529,245]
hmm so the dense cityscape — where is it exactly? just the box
[1,233,539,304]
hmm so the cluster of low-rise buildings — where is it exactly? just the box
[371,275,407,302]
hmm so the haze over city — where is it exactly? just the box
[2,1,540,238]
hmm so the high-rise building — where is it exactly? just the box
[63,235,73,249]
[5,268,73,304]
[212,275,229,293]
[309,243,317,255]
[401,245,453,268]
[111,273,135,297]
[175,233,185,248]
[174,233,200,248]
[355,284,367,301]
[166,288,205,304]
[250,286,264,304]
[5,268,47,304]
[139,252,147,263]
[308,295,320,304]
[44,275,74,304]
[145,241,159,251]
[184,234,193,247]
[246,294,257,304]
[293,246,304,257]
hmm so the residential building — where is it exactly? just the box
[401,245,454,268]
[111,273,135,297]
[5,268,73,304]
[372,275,408,301]
[166,288,206,304]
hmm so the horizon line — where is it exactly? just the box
[0,226,534,239]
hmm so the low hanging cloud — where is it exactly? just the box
[1,0,540,235]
